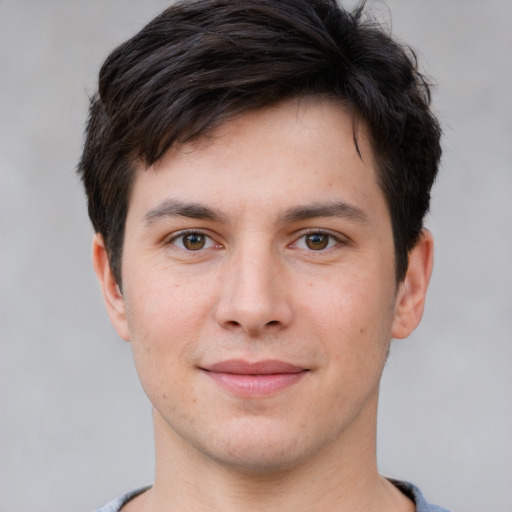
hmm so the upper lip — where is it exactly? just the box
[202,359,307,375]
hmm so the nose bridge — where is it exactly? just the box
[234,239,275,302]
[215,235,291,333]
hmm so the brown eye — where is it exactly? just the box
[182,233,206,250]
[305,233,330,250]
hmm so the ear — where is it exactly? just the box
[391,229,434,339]
[92,233,130,341]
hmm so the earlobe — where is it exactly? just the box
[391,230,434,340]
[92,234,131,341]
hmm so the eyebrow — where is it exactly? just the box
[144,199,368,226]
[144,199,228,224]
[279,201,369,224]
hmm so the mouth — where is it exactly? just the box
[200,359,309,397]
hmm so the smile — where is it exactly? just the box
[200,359,309,397]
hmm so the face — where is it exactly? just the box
[95,98,431,474]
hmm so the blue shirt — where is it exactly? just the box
[94,480,451,511]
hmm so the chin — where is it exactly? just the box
[195,417,319,475]
[210,444,306,476]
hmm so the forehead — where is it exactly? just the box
[129,97,384,221]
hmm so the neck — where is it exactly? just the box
[127,394,414,512]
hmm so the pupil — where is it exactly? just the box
[184,233,205,250]
[306,233,328,250]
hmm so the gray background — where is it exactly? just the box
[1,1,511,511]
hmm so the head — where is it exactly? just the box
[80,0,442,478]
[78,0,441,287]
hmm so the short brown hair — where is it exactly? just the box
[78,0,441,285]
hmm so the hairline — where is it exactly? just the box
[112,95,406,288]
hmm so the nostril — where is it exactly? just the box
[266,320,280,326]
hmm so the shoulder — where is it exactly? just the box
[92,481,451,512]
[93,486,151,512]
[391,479,452,512]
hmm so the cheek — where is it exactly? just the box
[300,269,396,367]
[123,271,212,390]
[304,268,395,329]
[126,263,213,335]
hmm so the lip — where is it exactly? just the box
[200,359,309,397]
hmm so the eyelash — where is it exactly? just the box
[166,229,346,253]
[166,230,220,251]
[291,230,346,252]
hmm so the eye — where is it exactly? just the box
[294,231,340,251]
[169,231,217,251]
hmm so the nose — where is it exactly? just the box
[214,242,293,336]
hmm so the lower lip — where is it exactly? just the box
[203,371,307,397]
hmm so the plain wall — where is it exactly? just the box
[0,1,511,511]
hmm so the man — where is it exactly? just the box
[78,0,448,510]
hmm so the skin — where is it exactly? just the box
[93,98,433,512]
